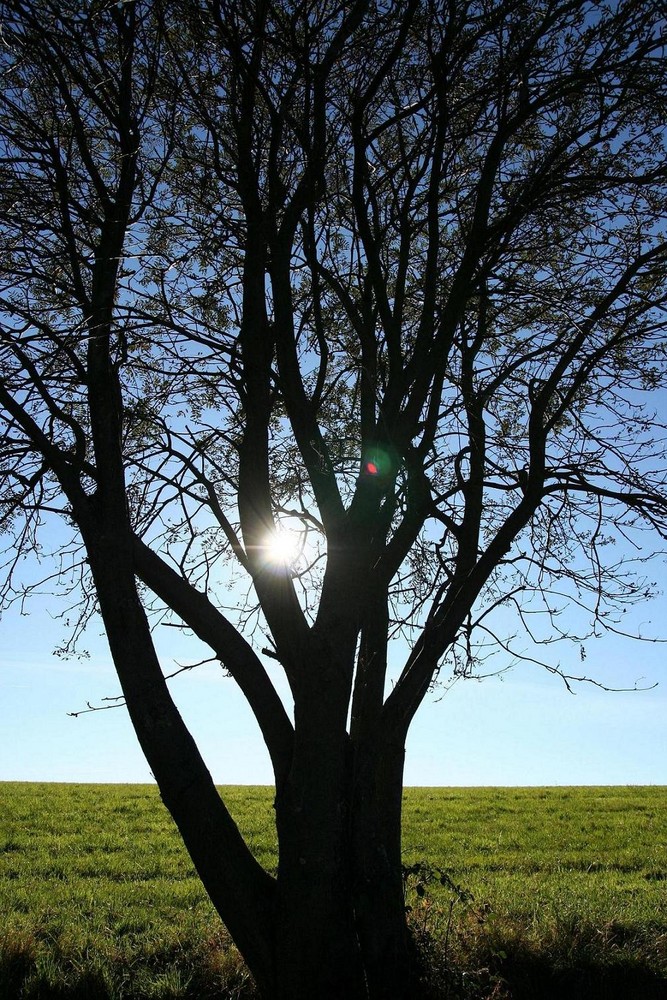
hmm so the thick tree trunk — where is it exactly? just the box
[271,787,412,997]
[271,666,366,999]
[86,517,414,998]
[273,791,367,999]
[352,737,413,1000]
[268,718,412,999]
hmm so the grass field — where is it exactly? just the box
[1,783,665,999]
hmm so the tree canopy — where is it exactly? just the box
[1,1,666,996]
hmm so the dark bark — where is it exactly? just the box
[271,718,411,999]
[273,766,366,999]
[352,737,412,999]
[266,587,413,998]
[79,522,278,995]
[269,623,364,998]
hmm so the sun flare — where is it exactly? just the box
[264,529,301,567]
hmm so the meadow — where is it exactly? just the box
[0,783,665,999]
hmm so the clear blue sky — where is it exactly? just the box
[1,559,665,786]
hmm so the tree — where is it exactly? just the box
[1,0,666,995]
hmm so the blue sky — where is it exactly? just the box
[1,559,665,786]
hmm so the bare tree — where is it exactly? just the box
[1,1,666,996]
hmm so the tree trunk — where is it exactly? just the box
[352,736,414,1000]
[273,785,367,999]
[88,526,415,998]
[268,721,412,999]
[271,667,366,999]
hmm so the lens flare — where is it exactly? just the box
[264,529,300,567]
[362,446,394,478]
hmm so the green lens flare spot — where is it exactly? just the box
[361,447,393,478]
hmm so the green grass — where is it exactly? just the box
[403,786,667,922]
[0,783,665,998]
[400,787,667,999]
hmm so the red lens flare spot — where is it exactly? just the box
[365,461,379,475]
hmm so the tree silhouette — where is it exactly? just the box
[1,1,666,996]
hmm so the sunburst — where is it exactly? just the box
[263,529,301,568]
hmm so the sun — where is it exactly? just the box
[264,529,301,568]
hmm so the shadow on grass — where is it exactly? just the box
[411,913,667,1000]
[0,938,257,1000]
[2,961,666,999]
[495,954,667,1000]
[2,933,665,999]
